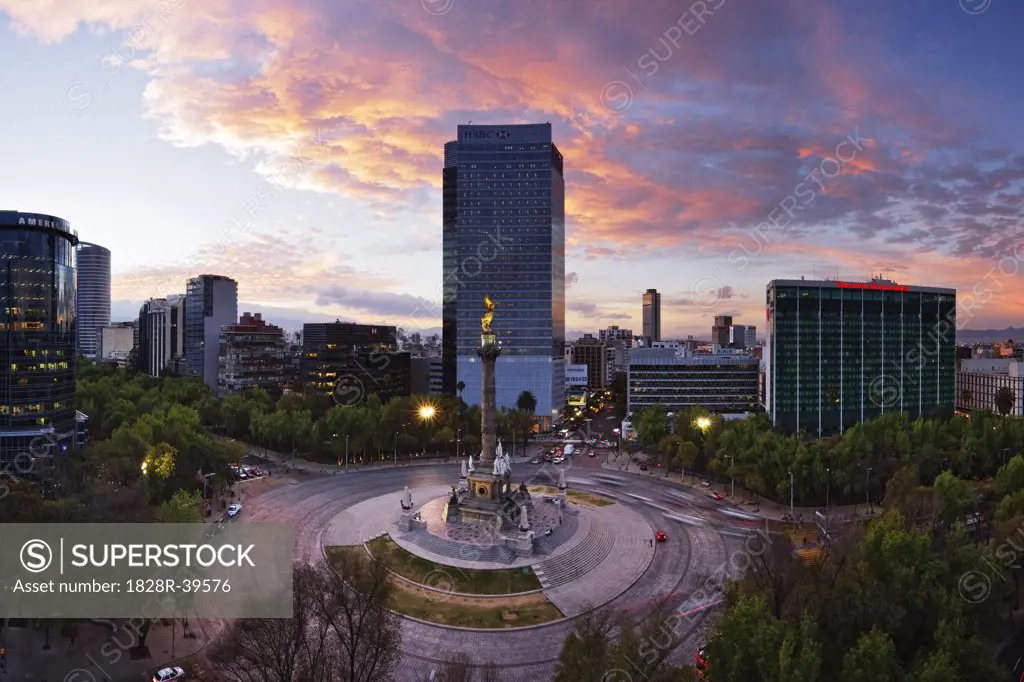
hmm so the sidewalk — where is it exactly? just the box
[2,617,208,682]
[599,452,880,523]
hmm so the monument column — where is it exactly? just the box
[477,333,500,469]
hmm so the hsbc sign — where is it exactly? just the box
[463,129,511,140]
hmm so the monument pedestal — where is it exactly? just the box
[397,511,426,532]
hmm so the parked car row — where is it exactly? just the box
[231,464,264,480]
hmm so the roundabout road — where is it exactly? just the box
[228,462,751,681]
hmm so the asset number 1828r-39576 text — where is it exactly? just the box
[125,578,231,593]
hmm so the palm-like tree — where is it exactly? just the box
[456,380,465,400]
[995,386,1016,416]
[516,390,537,414]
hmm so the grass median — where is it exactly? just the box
[365,536,542,594]
[527,486,614,508]
[325,546,563,628]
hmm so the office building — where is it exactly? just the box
[627,347,759,415]
[97,322,134,364]
[765,277,956,435]
[957,359,1024,416]
[642,289,661,343]
[607,339,629,379]
[75,242,110,358]
[729,324,756,349]
[599,326,633,343]
[442,123,565,427]
[411,356,444,395]
[0,211,79,470]
[185,275,238,390]
[567,334,608,390]
[302,323,409,402]
[712,315,733,347]
[218,312,286,397]
[137,296,186,377]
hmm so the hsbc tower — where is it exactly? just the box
[441,124,566,428]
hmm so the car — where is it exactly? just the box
[153,667,185,682]
[530,457,542,464]
[589,451,597,457]
[553,456,564,464]
[639,463,649,471]
[706,491,723,501]
[655,530,667,542]
[227,503,242,517]
[695,646,708,679]
[701,479,711,488]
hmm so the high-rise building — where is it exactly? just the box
[137,295,186,376]
[1,211,79,470]
[75,242,111,358]
[765,278,956,435]
[442,123,565,427]
[627,347,759,415]
[729,324,756,349]
[301,322,409,402]
[185,275,238,390]
[568,334,608,390]
[712,315,733,347]
[218,312,286,397]
[599,325,633,343]
[642,289,661,343]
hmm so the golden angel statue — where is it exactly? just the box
[482,295,496,333]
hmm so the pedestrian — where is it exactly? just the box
[649,538,653,547]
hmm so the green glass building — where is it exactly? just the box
[765,278,956,435]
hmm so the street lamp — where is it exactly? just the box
[456,429,461,461]
[789,470,795,523]
[418,403,437,422]
[728,454,735,500]
[825,468,831,511]
[201,472,215,519]
[866,466,873,514]
[345,435,350,473]
[694,416,712,433]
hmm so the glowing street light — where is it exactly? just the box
[417,404,437,421]
[694,416,712,432]
[140,461,149,475]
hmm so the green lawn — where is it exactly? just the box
[528,486,614,507]
[364,536,543,594]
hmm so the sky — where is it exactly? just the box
[1,0,1022,338]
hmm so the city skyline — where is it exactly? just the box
[2,1,1023,337]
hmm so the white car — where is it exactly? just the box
[552,456,564,464]
[153,667,185,682]
[227,503,242,518]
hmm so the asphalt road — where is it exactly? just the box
[212,457,752,681]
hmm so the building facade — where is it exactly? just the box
[218,312,286,397]
[301,323,409,402]
[642,289,661,343]
[729,324,756,349]
[627,348,759,415]
[712,315,733,347]
[75,242,110,358]
[0,211,79,471]
[137,296,186,377]
[442,123,566,426]
[568,334,608,390]
[97,322,134,364]
[765,278,956,435]
[956,359,1024,416]
[599,325,633,343]
[185,275,238,390]
[411,356,444,395]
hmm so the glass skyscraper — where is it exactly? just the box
[185,274,238,390]
[442,124,565,425]
[765,278,956,435]
[75,242,111,358]
[0,211,79,472]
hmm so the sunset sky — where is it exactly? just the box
[2,0,1022,337]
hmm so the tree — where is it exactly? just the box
[995,386,1016,416]
[840,628,903,682]
[553,609,615,681]
[516,390,537,414]
[635,406,669,449]
[456,380,466,399]
[155,489,203,522]
[209,565,337,682]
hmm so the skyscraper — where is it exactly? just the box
[442,123,565,426]
[712,314,733,347]
[642,289,661,344]
[1,211,79,471]
[137,295,186,376]
[75,242,111,358]
[765,277,956,435]
[185,275,238,390]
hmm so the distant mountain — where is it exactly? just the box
[958,327,1024,343]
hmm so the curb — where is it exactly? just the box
[359,537,545,599]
